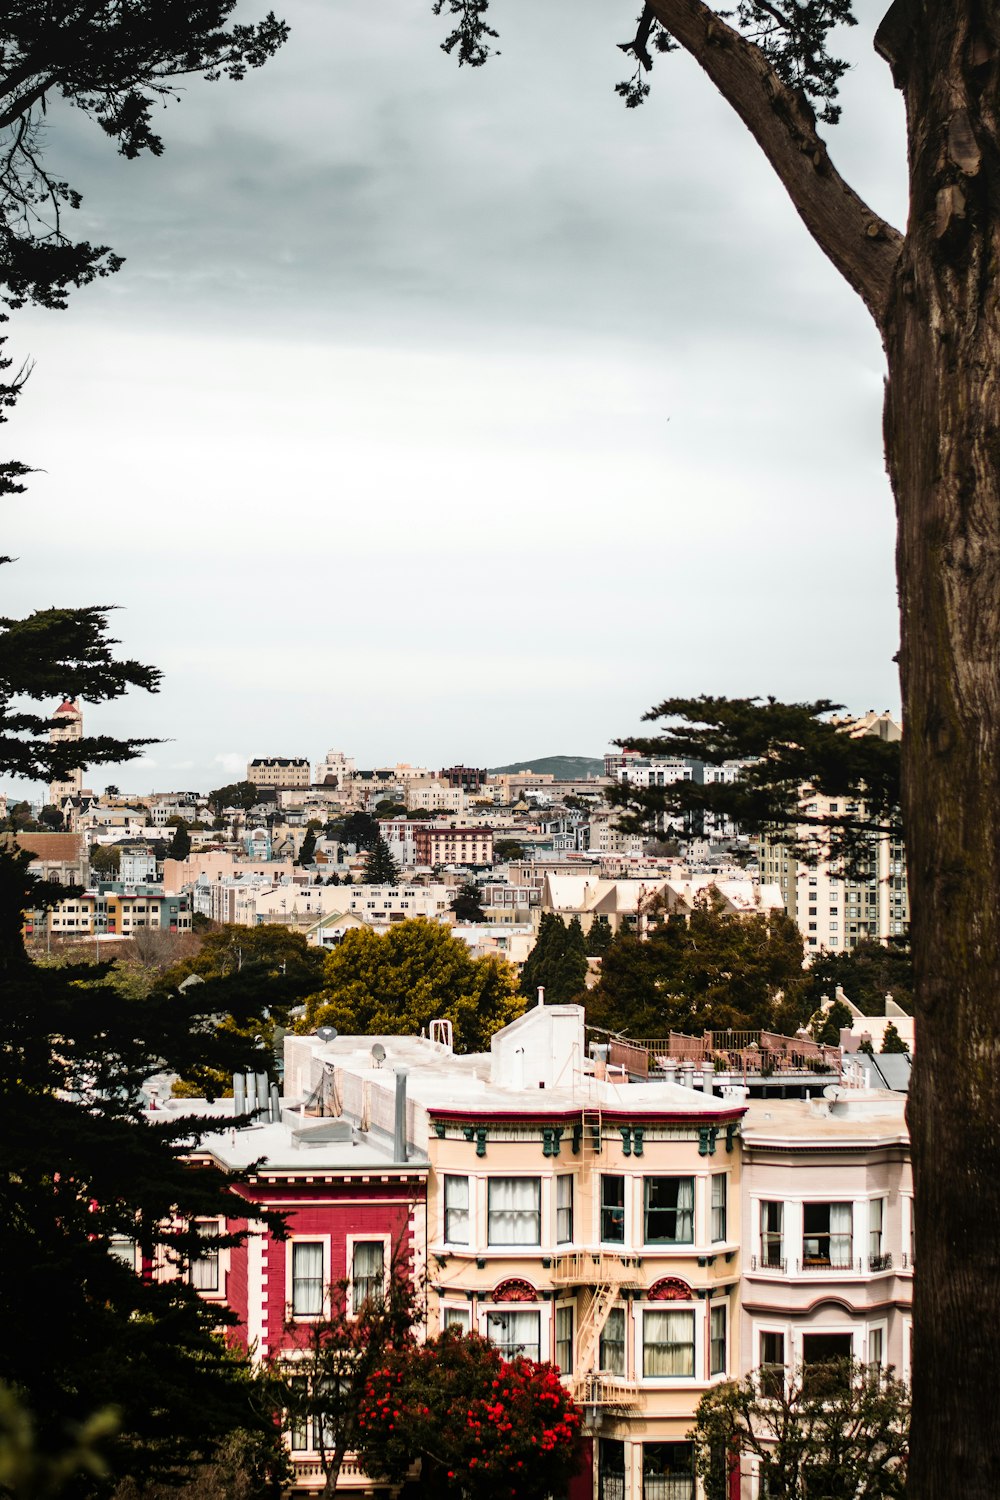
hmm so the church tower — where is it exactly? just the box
[49,698,84,806]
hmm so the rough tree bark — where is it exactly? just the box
[641,0,1000,1494]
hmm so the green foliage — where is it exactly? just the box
[586,914,613,956]
[357,1328,583,1500]
[607,696,901,880]
[167,819,192,860]
[0,1381,118,1498]
[206,781,258,817]
[363,836,399,885]
[450,880,486,923]
[811,997,854,1046]
[520,913,588,1005]
[109,1426,289,1500]
[89,842,122,877]
[493,837,526,862]
[692,1361,909,1500]
[374,799,407,818]
[303,920,524,1053]
[297,825,317,867]
[586,894,809,1036]
[326,811,379,851]
[272,1258,419,1493]
[881,1021,909,1054]
[804,937,913,1016]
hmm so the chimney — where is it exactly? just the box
[701,1061,714,1096]
[537,985,545,1007]
[245,1072,256,1114]
[394,1068,409,1162]
[255,1071,268,1116]
[269,1083,281,1123]
[234,1074,246,1115]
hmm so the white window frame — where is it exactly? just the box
[287,1237,329,1321]
[555,1300,575,1375]
[556,1174,574,1244]
[440,1303,472,1335]
[480,1303,546,1363]
[866,1320,888,1370]
[756,1322,788,1396]
[189,1218,224,1297]
[444,1174,471,1246]
[487,1176,542,1247]
[346,1232,392,1317]
[638,1303,700,1384]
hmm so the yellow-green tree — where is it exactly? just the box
[302,920,523,1053]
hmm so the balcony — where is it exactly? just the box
[750,1254,787,1274]
[551,1251,644,1288]
[798,1257,858,1273]
[573,1373,640,1409]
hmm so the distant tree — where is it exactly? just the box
[37,805,64,830]
[407,808,436,820]
[104,784,121,798]
[206,782,258,818]
[586,915,613,957]
[303,921,523,1053]
[811,998,854,1047]
[450,881,485,923]
[363,837,399,885]
[88,843,122,878]
[374,799,407,818]
[327,811,380,851]
[881,1022,910,1055]
[609,696,901,880]
[520,913,587,1006]
[493,838,525,863]
[168,820,192,860]
[273,1255,419,1499]
[805,938,913,1017]
[586,895,809,1037]
[858,1035,875,1056]
[356,1329,583,1500]
[297,825,318,867]
[692,1362,909,1500]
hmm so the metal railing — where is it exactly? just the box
[573,1373,640,1408]
[750,1254,788,1274]
[868,1251,894,1272]
[798,1257,858,1273]
[626,1029,844,1078]
[551,1251,644,1287]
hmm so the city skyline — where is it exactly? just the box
[5,1,905,793]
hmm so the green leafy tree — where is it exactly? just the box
[586,915,613,957]
[374,799,407,818]
[168,819,192,860]
[811,998,854,1047]
[450,880,485,923]
[356,1328,583,1500]
[297,823,319,867]
[326,811,380,851]
[692,1361,909,1500]
[586,895,809,1037]
[520,912,587,1005]
[88,842,122,878]
[206,781,259,818]
[881,1021,910,1055]
[273,1255,419,1499]
[493,838,525,863]
[303,920,523,1053]
[363,836,399,885]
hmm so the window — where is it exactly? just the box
[445,1175,470,1244]
[760,1201,783,1268]
[292,1242,324,1317]
[599,1439,626,1500]
[555,1305,574,1373]
[642,1309,695,1378]
[802,1332,853,1393]
[601,1175,626,1243]
[759,1330,785,1398]
[488,1178,541,1245]
[109,1235,137,1269]
[600,1307,626,1375]
[287,1374,310,1451]
[556,1175,573,1243]
[642,1441,694,1500]
[869,1198,885,1267]
[486,1308,540,1362]
[802,1203,853,1269]
[443,1305,470,1334]
[644,1178,694,1245]
[710,1304,727,1375]
[868,1326,884,1369]
[711,1175,727,1242]
[190,1221,220,1292]
[352,1241,384,1313]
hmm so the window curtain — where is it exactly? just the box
[352,1241,384,1312]
[292,1242,324,1316]
[643,1310,695,1377]
[488,1178,540,1244]
[830,1203,853,1265]
[191,1223,219,1291]
[487,1309,540,1361]
[445,1176,470,1243]
[675,1179,694,1242]
[600,1307,626,1375]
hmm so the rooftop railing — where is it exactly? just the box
[621,1029,843,1078]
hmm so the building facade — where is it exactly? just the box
[48,698,84,805]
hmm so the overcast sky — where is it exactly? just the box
[5,0,908,795]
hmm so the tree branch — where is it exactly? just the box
[645,0,902,325]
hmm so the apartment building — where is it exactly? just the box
[248,757,311,790]
[412,824,493,868]
[286,1007,745,1500]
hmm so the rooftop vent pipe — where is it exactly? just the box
[394,1068,409,1163]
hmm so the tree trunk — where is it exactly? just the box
[881,10,1000,1497]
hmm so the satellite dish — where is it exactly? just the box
[371,1042,386,1067]
[316,1025,338,1041]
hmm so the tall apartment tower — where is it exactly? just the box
[49,698,84,805]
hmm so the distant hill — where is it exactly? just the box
[488,755,605,780]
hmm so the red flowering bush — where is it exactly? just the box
[356,1327,583,1498]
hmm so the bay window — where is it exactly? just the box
[488,1178,541,1245]
[710,1303,727,1375]
[644,1177,694,1245]
[601,1175,625,1243]
[802,1203,853,1269]
[555,1305,574,1373]
[711,1175,727,1242]
[642,1309,695,1378]
[556,1174,573,1243]
[486,1308,541,1362]
[599,1307,626,1375]
[444,1175,469,1244]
